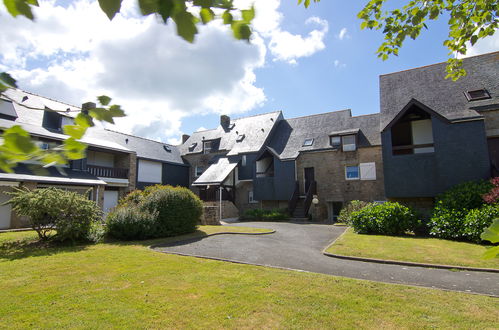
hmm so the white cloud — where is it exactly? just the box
[1,0,328,142]
[459,30,499,58]
[337,27,349,40]
[333,59,346,68]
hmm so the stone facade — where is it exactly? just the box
[115,152,137,193]
[203,200,239,219]
[201,206,221,225]
[295,146,385,221]
[234,181,260,215]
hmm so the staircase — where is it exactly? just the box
[288,180,316,220]
[291,197,307,219]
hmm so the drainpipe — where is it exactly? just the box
[219,185,223,222]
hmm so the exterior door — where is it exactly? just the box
[103,190,119,215]
[304,167,315,193]
[0,187,12,229]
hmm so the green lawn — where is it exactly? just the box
[1,228,497,328]
[326,228,499,269]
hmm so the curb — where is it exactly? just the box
[322,229,499,273]
[150,229,275,249]
[0,228,33,233]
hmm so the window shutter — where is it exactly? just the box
[360,162,376,180]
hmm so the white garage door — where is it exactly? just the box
[103,190,119,215]
[0,187,13,229]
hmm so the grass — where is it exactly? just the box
[326,228,499,269]
[0,229,497,328]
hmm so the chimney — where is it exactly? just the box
[182,134,190,144]
[81,102,95,115]
[220,115,230,128]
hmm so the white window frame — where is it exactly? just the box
[248,190,258,203]
[342,135,357,152]
[303,138,314,147]
[195,166,204,177]
[241,155,247,167]
[330,136,341,149]
[203,141,212,154]
[345,165,360,180]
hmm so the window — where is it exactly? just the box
[203,141,213,154]
[303,138,314,147]
[0,99,17,120]
[342,135,356,152]
[330,136,341,149]
[391,106,434,155]
[163,145,171,152]
[188,142,197,151]
[195,166,204,177]
[464,89,491,101]
[42,110,62,131]
[248,191,258,203]
[360,162,376,180]
[345,166,359,180]
[236,134,245,142]
[241,155,247,167]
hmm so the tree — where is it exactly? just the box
[0,0,497,170]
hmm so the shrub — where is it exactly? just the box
[117,189,144,207]
[463,205,499,243]
[350,202,418,235]
[482,177,499,204]
[7,187,101,242]
[429,179,492,240]
[106,207,158,240]
[337,200,371,225]
[241,208,289,221]
[138,186,202,237]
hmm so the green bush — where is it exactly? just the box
[337,200,371,225]
[7,187,101,242]
[350,202,418,235]
[463,205,499,243]
[429,180,492,240]
[106,207,157,240]
[241,208,289,221]
[107,185,202,240]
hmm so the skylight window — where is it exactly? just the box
[236,134,245,142]
[189,142,197,151]
[464,89,491,101]
[302,138,314,147]
[228,123,235,130]
[163,145,171,152]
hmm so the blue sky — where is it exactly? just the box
[0,0,497,144]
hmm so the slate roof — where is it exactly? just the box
[192,158,237,185]
[380,51,499,130]
[179,111,283,156]
[0,89,184,165]
[266,110,381,160]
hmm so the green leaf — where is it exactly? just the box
[63,138,86,160]
[482,245,499,260]
[222,10,233,24]
[241,6,255,23]
[98,0,122,20]
[157,0,175,23]
[0,72,18,88]
[138,0,159,15]
[3,0,35,19]
[2,125,38,154]
[480,218,499,243]
[97,95,112,106]
[63,125,87,140]
[74,113,94,129]
[109,104,126,117]
[199,7,214,24]
[231,21,251,41]
[173,10,198,43]
[88,107,115,124]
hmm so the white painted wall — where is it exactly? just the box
[411,119,434,153]
[87,151,115,167]
[256,157,272,173]
[138,159,162,183]
[0,187,12,229]
[360,162,376,180]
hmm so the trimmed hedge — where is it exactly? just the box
[106,185,202,240]
[241,208,289,221]
[350,202,418,235]
[463,204,499,243]
[337,200,371,225]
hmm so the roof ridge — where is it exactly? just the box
[103,128,177,147]
[380,51,499,77]
[231,110,282,121]
[286,109,352,121]
[352,112,380,118]
[12,88,80,109]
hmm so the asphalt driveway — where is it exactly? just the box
[154,222,499,296]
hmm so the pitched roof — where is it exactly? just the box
[266,110,381,160]
[0,89,184,165]
[179,111,282,156]
[192,158,237,185]
[380,51,499,130]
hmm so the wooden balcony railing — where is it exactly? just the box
[287,181,300,215]
[86,165,129,179]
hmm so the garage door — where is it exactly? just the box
[103,190,119,215]
[0,187,13,229]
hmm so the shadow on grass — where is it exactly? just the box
[0,238,89,261]
[105,229,211,249]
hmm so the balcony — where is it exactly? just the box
[86,164,128,179]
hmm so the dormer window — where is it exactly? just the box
[163,145,171,153]
[189,142,197,151]
[236,134,245,142]
[0,99,17,120]
[464,89,491,101]
[302,138,314,147]
[42,109,62,131]
[342,135,356,152]
[330,136,341,149]
[228,123,235,130]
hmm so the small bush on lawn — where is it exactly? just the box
[350,202,418,235]
[463,204,499,243]
[7,187,101,242]
[430,180,492,240]
[337,200,371,225]
[106,207,158,240]
[242,208,289,221]
[107,185,202,240]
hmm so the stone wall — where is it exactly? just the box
[201,206,221,225]
[295,146,385,221]
[115,152,137,193]
[203,200,239,219]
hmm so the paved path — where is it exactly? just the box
[154,222,499,296]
